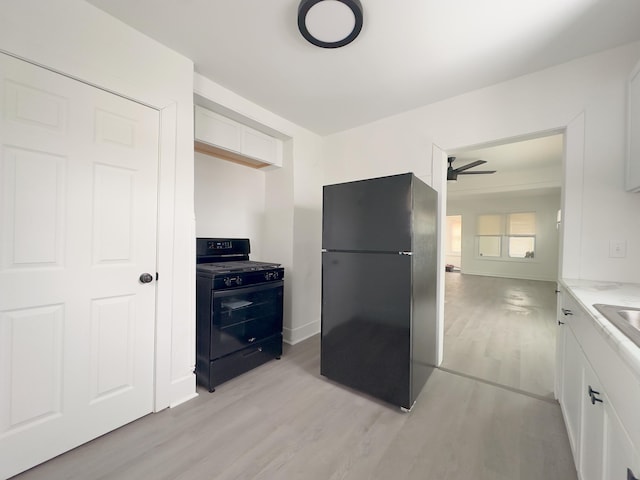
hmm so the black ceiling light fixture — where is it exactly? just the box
[298,0,363,49]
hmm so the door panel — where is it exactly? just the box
[2,147,66,268]
[0,305,64,431]
[89,295,136,402]
[0,52,159,478]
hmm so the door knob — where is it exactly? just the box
[139,273,154,284]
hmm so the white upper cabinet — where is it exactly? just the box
[627,58,640,192]
[194,105,283,169]
[195,106,243,153]
[243,127,279,166]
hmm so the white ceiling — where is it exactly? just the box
[86,0,640,136]
[450,133,564,173]
[446,133,564,198]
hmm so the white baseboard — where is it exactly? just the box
[460,270,557,282]
[284,319,320,345]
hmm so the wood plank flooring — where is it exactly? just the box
[13,274,576,480]
[443,273,558,400]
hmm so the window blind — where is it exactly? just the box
[477,214,503,235]
[508,212,536,235]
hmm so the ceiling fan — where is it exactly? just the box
[447,156,496,181]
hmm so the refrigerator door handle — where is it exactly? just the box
[399,251,413,256]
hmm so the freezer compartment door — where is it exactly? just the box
[322,173,413,252]
[321,251,412,408]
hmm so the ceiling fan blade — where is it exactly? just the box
[457,170,497,175]
[454,159,486,172]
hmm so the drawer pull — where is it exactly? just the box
[243,347,263,357]
[588,385,603,405]
[561,308,573,316]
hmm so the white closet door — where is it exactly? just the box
[0,52,159,479]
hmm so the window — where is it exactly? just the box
[507,212,536,258]
[446,215,462,255]
[476,212,536,260]
[477,214,503,257]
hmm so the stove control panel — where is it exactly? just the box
[264,271,280,281]
[223,276,243,287]
[197,237,250,255]
[208,240,233,250]
[206,267,284,290]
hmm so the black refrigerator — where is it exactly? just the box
[321,172,438,410]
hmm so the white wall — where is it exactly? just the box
[448,191,561,281]
[194,153,266,259]
[0,0,196,408]
[325,41,640,285]
[290,133,324,343]
[194,74,324,344]
[324,41,640,367]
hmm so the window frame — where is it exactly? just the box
[475,211,538,262]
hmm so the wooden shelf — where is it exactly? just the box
[194,140,270,170]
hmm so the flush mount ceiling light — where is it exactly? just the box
[298,0,363,49]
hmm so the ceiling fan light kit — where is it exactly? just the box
[447,156,497,181]
[298,0,363,48]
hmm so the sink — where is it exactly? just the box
[618,309,640,327]
[593,304,640,348]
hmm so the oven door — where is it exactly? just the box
[211,280,284,359]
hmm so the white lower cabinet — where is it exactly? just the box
[604,399,639,480]
[560,324,583,459]
[557,289,640,480]
[578,358,604,480]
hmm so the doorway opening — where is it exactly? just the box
[445,215,462,271]
[442,131,564,401]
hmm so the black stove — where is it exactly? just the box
[195,238,284,391]
[196,238,283,289]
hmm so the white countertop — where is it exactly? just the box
[559,278,640,380]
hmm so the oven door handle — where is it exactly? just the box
[213,280,283,298]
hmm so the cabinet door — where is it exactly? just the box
[242,126,279,165]
[561,325,583,460]
[555,291,567,400]
[579,360,604,480]
[603,400,640,480]
[194,106,242,153]
[627,61,640,192]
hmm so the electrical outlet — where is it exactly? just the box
[609,240,627,258]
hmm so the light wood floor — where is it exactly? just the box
[443,273,558,400]
[14,274,576,480]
